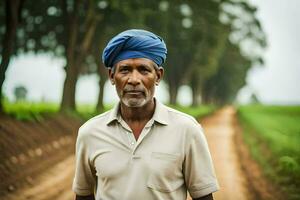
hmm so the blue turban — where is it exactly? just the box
[102,29,167,68]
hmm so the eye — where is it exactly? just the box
[119,67,130,74]
[139,67,151,74]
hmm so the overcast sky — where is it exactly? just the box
[237,0,300,104]
[3,0,300,105]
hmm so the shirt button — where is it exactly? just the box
[131,142,135,145]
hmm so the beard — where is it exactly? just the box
[121,96,147,107]
[119,86,154,108]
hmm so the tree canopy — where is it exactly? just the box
[0,0,267,112]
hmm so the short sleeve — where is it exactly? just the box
[183,123,219,198]
[72,127,96,196]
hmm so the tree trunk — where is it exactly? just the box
[96,77,106,113]
[96,63,107,113]
[60,0,82,111]
[61,62,79,111]
[60,0,100,112]
[0,0,23,113]
[168,81,178,105]
[191,85,202,107]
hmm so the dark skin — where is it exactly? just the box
[75,58,213,200]
[109,58,163,139]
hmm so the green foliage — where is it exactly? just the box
[2,99,214,123]
[203,40,251,104]
[2,99,114,121]
[3,100,59,121]
[75,103,113,121]
[14,85,28,101]
[238,105,300,200]
[169,104,216,119]
[0,0,267,110]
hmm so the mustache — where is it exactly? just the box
[123,86,145,93]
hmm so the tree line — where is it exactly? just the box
[0,0,266,113]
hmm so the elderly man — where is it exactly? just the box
[72,29,219,200]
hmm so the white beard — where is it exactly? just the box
[121,96,147,107]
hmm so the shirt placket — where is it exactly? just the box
[119,119,154,152]
[134,120,153,151]
[125,129,136,149]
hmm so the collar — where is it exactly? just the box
[106,98,169,126]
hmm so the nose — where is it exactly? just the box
[127,70,141,86]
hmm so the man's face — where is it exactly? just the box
[109,58,164,108]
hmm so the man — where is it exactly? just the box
[73,29,219,200]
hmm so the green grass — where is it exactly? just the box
[168,104,216,119]
[3,100,59,121]
[75,104,113,121]
[2,100,110,121]
[3,98,215,122]
[238,104,300,200]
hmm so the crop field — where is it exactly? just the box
[3,100,215,121]
[238,105,300,200]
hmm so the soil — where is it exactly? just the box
[1,107,280,200]
[196,106,252,200]
[0,113,82,198]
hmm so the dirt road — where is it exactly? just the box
[201,107,251,200]
[4,156,75,200]
[4,106,251,200]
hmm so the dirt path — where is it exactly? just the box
[4,106,252,200]
[4,156,75,200]
[201,106,251,200]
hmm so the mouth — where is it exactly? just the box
[124,90,145,96]
[125,90,143,94]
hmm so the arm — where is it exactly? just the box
[193,193,213,200]
[184,124,219,199]
[75,194,95,200]
[73,128,97,199]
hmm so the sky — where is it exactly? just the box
[237,0,300,104]
[3,0,300,105]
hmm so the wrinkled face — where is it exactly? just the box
[109,58,164,108]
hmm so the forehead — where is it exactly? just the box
[115,58,156,68]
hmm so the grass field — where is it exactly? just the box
[2,100,215,121]
[169,104,216,119]
[238,105,300,200]
[2,100,110,121]
[3,100,59,121]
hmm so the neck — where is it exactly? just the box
[120,99,156,123]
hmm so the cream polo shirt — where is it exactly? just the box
[72,100,219,200]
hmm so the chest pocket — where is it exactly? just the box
[147,152,184,193]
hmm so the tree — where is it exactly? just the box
[13,0,103,111]
[186,1,229,106]
[187,0,267,105]
[202,39,251,104]
[14,85,28,101]
[250,93,260,104]
[0,0,25,113]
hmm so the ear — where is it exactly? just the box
[108,68,115,85]
[155,67,164,85]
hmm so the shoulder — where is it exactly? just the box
[163,105,204,134]
[77,110,112,138]
[164,106,203,137]
[162,106,208,148]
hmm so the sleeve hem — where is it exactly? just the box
[189,182,220,198]
[72,185,94,196]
